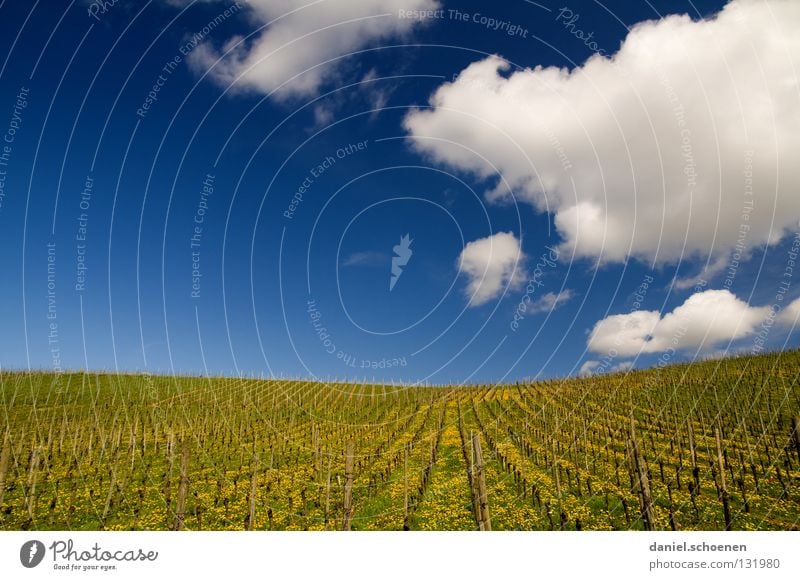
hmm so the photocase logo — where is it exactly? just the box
[20,540,45,568]
[390,234,413,291]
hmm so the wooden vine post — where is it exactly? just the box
[403,445,409,530]
[688,419,700,495]
[26,446,40,524]
[172,438,190,531]
[0,431,10,512]
[467,430,480,526]
[324,455,332,528]
[342,441,354,530]
[246,455,260,530]
[630,414,654,531]
[714,427,732,530]
[472,433,491,531]
[791,416,800,464]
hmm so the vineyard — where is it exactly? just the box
[1,351,799,531]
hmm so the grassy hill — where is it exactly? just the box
[1,350,798,530]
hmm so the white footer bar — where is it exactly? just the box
[1,531,797,579]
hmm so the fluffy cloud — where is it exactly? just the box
[779,296,800,326]
[458,232,526,307]
[404,0,800,263]
[578,360,601,377]
[587,310,662,357]
[188,0,437,97]
[587,289,773,356]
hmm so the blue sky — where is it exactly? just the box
[0,0,798,384]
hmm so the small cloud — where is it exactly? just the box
[528,289,575,315]
[458,232,526,307]
[699,347,751,361]
[361,68,393,120]
[779,296,800,326]
[312,104,335,127]
[673,254,729,290]
[610,361,634,373]
[587,289,772,357]
[441,187,457,208]
[578,360,600,377]
[342,251,386,268]
[578,359,633,377]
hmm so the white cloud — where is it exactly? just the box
[673,255,729,290]
[458,232,526,307]
[187,0,438,97]
[312,103,335,126]
[611,361,635,373]
[528,289,575,314]
[699,347,751,361]
[779,296,800,326]
[587,289,771,356]
[361,68,393,116]
[578,360,600,377]
[341,250,385,267]
[587,310,662,357]
[404,0,800,263]
[578,359,634,377]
